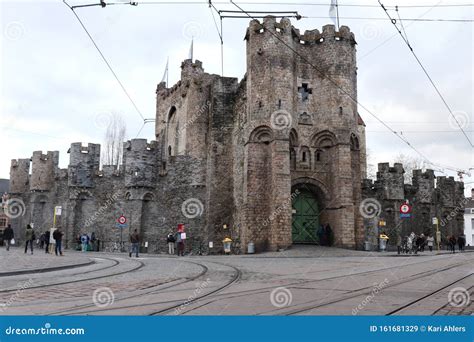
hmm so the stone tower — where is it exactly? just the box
[232,17,366,251]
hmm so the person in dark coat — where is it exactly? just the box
[3,224,14,251]
[457,235,465,252]
[44,230,50,254]
[129,229,140,258]
[24,224,35,254]
[53,228,64,256]
[448,235,456,254]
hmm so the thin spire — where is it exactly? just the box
[160,57,169,86]
[188,38,194,61]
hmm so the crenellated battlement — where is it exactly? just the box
[9,158,30,193]
[68,143,101,188]
[245,17,355,45]
[30,151,59,191]
[123,139,159,188]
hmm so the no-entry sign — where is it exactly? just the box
[400,203,412,214]
[117,215,127,224]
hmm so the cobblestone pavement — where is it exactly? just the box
[0,246,472,316]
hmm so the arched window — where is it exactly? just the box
[166,106,178,157]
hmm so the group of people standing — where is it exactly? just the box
[2,224,64,256]
[397,232,466,254]
[166,230,186,256]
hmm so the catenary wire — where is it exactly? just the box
[227,0,469,175]
[62,0,146,122]
[379,0,474,148]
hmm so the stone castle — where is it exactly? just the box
[6,17,465,253]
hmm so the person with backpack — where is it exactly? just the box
[24,224,35,254]
[129,229,140,258]
[167,231,176,255]
[3,224,14,251]
[53,228,63,256]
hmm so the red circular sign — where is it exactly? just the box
[118,215,127,224]
[400,204,412,214]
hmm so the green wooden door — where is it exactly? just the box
[292,188,319,243]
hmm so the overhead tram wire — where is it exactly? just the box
[378,1,474,148]
[126,1,474,9]
[227,0,468,176]
[62,0,147,124]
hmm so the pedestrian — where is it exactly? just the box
[39,232,45,249]
[91,232,97,251]
[75,234,82,251]
[457,235,465,252]
[396,234,402,255]
[3,224,14,251]
[449,235,456,254]
[80,233,89,252]
[129,229,140,258]
[167,231,176,255]
[426,234,434,252]
[24,224,35,255]
[419,233,426,252]
[44,230,50,254]
[53,228,63,256]
[175,230,184,256]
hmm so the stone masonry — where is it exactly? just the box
[6,18,464,253]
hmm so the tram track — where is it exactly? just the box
[148,261,242,316]
[48,259,210,315]
[277,261,470,315]
[164,255,469,315]
[386,274,474,315]
[0,256,141,294]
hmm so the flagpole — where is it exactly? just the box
[336,0,340,29]
[166,56,169,87]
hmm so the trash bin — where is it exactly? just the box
[364,241,371,251]
[379,234,389,252]
[222,238,232,254]
[247,242,255,254]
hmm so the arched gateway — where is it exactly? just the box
[291,179,328,244]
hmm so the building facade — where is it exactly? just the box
[5,18,465,253]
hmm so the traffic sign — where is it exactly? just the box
[117,215,127,224]
[399,203,412,214]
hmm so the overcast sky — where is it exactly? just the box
[1,0,473,195]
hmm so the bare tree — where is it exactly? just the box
[102,112,127,167]
[394,153,425,184]
[365,148,377,180]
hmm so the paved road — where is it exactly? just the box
[0,246,472,315]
